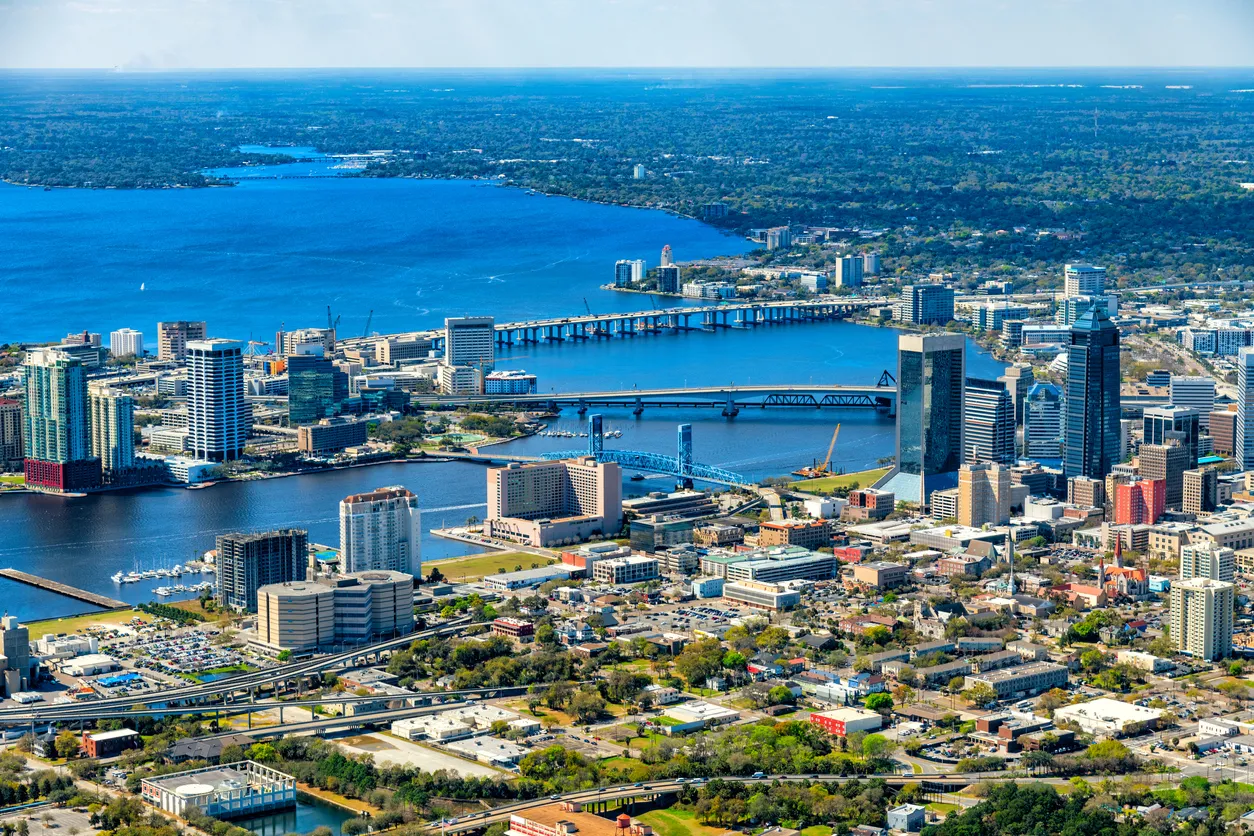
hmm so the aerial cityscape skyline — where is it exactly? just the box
[3,25,1254,836]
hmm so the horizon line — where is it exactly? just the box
[2,65,1254,73]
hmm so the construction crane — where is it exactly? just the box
[583,297,592,316]
[326,305,341,339]
[793,424,841,478]
[363,310,374,338]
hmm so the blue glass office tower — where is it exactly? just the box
[1064,306,1121,480]
[288,351,348,426]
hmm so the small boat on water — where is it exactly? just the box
[631,473,647,481]
[154,586,173,596]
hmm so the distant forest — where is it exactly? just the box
[3,70,1254,283]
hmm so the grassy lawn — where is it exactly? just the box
[800,827,833,836]
[25,608,141,640]
[426,551,555,581]
[297,783,379,815]
[637,809,726,836]
[792,467,890,494]
[926,803,962,816]
[0,474,24,485]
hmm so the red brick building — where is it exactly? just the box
[1114,479,1165,526]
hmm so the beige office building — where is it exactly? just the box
[1170,577,1234,661]
[256,570,415,651]
[958,462,1010,528]
[88,387,134,472]
[157,321,207,361]
[485,457,622,547]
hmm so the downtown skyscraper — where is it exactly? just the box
[1064,306,1121,480]
[889,333,965,504]
[1237,347,1254,471]
[22,347,100,492]
[187,339,249,462]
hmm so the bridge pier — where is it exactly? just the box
[633,397,644,417]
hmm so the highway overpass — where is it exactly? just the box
[0,618,473,726]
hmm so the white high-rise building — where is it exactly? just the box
[614,259,645,287]
[88,387,134,472]
[187,339,248,462]
[339,486,421,576]
[1180,543,1235,583]
[1170,577,1234,661]
[109,329,144,359]
[1170,375,1216,430]
[444,316,495,372]
[1063,263,1106,297]
[1237,348,1254,470]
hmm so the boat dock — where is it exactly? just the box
[0,569,128,610]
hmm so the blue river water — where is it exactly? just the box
[0,155,1003,621]
[0,154,747,346]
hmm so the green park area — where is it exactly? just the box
[425,551,555,582]
[637,809,729,836]
[792,467,889,494]
[26,609,140,640]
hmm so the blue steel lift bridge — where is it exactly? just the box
[541,414,749,486]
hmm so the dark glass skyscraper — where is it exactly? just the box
[1064,306,1121,480]
[891,333,965,503]
[963,377,1015,464]
[288,352,346,426]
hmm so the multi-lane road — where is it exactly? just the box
[426,770,1178,834]
[0,618,472,726]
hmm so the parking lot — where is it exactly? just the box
[0,805,99,836]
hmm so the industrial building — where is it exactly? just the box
[141,761,296,820]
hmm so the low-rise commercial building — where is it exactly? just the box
[809,707,883,737]
[83,728,141,758]
[758,520,832,550]
[723,580,800,611]
[592,556,660,585]
[963,662,1068,699]
[850,561,908,589]
[1053,698,1163,738]
[297,416,368,454]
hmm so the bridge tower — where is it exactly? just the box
[588,414,604,458]
[677,424,693,477]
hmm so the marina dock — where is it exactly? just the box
[0,569,128,610]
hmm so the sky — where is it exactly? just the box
[1,0,1253,70]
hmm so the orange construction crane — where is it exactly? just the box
[793,424,841,478]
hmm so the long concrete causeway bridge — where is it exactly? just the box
[338,299,878,353]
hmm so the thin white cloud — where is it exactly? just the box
[0,0,1251,68]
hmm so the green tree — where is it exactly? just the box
[961,682,998,707]
[569,691,606,724]
[864,692,894,715]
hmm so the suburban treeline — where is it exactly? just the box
[4,74,1254,283]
